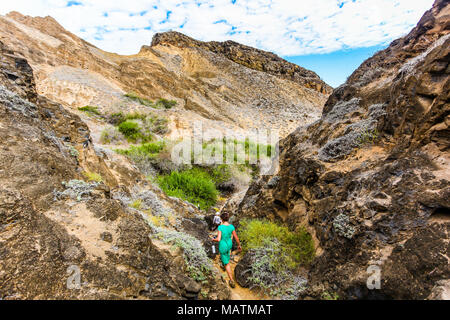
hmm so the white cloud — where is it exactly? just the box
[0,0,435,56]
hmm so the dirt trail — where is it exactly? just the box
[212,254,267,300]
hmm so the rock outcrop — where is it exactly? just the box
[0,41,229,300]
[151,31,332,95]
[0,12,330,138]
[236,0,449,299]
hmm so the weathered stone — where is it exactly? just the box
[236,0,450,300]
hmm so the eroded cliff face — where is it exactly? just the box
[151,31,332,95]
[0,12,329,138]
[236,0,449,299]
[0,41,229,300]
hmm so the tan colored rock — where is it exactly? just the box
[0,12,329,139]
[0,40,229,300]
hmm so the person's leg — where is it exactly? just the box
[225,263,233,282]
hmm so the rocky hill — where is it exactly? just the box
[0,12,329,138]
[235,0,449,299]
[0,7,331,301]
[151,31,332,95]
[0,39,232,300]
[1,0,448,301]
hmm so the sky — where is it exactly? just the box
[0,0,435,87]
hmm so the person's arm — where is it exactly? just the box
[210,230,222,242]
[232,230,242,251]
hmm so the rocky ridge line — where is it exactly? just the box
[150,31,332,95]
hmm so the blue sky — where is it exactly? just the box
[287,45,387,87]
[0,0,435,87]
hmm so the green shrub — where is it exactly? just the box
[82,171,103,183]
[108,112,126,125]
[130,199,143,210]
[117,120,153,143]
[357,128,379,147]
[124,112,147,121]
[239,219,315,268]
[111,112,168,140]
[200,138,273,165]
[157,168,219,210]
[210,164,232,185]
[245,239,308,299]
[65,144,79,158]
[124,92,154,107]
[118,120,140,140]
[115,141,167,176]
[78,105,101,116]
[116,141,165,159]
[238,219,315,299]
[156,98,177,109]
[321,291,339,300]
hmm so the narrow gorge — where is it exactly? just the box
[0,0,448,301]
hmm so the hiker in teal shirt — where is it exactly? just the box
[210,212,241,288]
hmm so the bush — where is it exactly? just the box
[54,180,100,201]
[124,112,147,121]
[117,120,153,143]
[244,239,308,299]
[78,105,101,116]
[238,220,315,299]
[130,199,142,210]
[151,226,213,281]
[321,291,339,300]
[116,141,165,159]
[239,219,315,268]
[156,98,177,109]
[107,112,126,125]
[210,164,232,185]
[111,112,168,141]
[100,127,125,144]
[146,116,169,135]
[200,138,273,165]
[124,92,154,107]
[357,128,379,147]
[118,120,140,138]
[157,168,219,210]
[115,141,166,175]
[82,171,103,183]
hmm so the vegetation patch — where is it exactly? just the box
[240,219,315,268]
[156,98,177,109]
[238,219,315,299]
[199,138,273,169]
[100,127,125,144]
[130,199,143,210]
[65,143,79,158]
[150,225,213,281]
[157,168,219,210]
[116,141,165,159]
[82,171,103,183]
[321,291,339,300]
[78,105,101,116]
[107,112,127,126]
[54,180,100,202]
[357,128,379,147]
[117,120,154,143]
[107,112,168,143]
[244,239,308,299]
[124,92,154,107]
